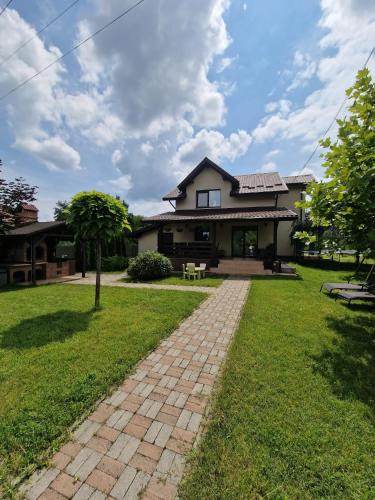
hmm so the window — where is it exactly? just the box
[196,189,221,208]
[195,226,210,241]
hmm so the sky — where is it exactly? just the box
[0,0,374,219]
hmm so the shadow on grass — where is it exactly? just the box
[0,310,93,349]
[311,313,375,412]
[251,275,303,281]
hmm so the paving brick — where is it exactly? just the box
[161,404,182,417]
[120,399,140,412]
[154,424,173,448]
[123,422,147,439]
[87,436,112,454]
[137,442,163,461]
[129,414,152,429]
[52,452,71,471]
[129,453,157,474]
[74,420,101,444]
[66,449,102,482]
[97,456,125,478]
[117,436,140,464]
[72,483,95,500]
[96,425,120,443]
[39,488,66,500]
[144,421,163,444]
[166,437,190,454]
[86,469,116,494]
[155,411,178,426]
[171,427,195,444]
[110,466,137,499]
[50,472,81,498]
[144,478,177,500]
[123,470,150,500]
[89,403,115,423]
[60,442,82,458]
[176,409,192,430]
[25,468,60,500]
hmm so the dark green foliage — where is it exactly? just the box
[127,251,173,281]
[101,255,129,272]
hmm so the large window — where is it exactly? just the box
[196,189,221,208]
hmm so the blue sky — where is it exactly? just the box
[0,0,374,219]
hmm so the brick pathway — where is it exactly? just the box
[21,277,250,500]
[67,273,217,294]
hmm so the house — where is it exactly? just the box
[136,157,313,273]
[0,203,76,285]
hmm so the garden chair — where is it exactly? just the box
[186,262,198,280]
[182,263,187,280]
[320,264,374,294]
[335,288,375,307]
[199,263,207,278]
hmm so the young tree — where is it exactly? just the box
[0,160,38,234]
[66,191,130,309]
[296,68,375,259]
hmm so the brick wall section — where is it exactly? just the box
[21,277,250,500]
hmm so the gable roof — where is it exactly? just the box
[283,174,315,185]
[177,157,239,191]
[163,167,288,200]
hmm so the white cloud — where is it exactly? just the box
[0,8,81,171]
[260,161,277,173]
[243,3,248,11]
[265,149,280,158]
[216,56,236,73]
[172,129,252,173]
[108,174,133,193]
[265,99,291,114]
[253,0,375,148]
[287,50,317,91]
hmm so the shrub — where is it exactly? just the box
[102,255,129,272]
[127,251,172,281]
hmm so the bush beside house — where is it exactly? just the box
[127,251,172,281]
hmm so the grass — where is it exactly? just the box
[122,273,227,288]
[181,265,375,499]
[0,284,205,495]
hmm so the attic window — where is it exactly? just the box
[196,190,221,208]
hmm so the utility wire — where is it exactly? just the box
[300,45,375,171]
[0,0,14,18]
[0,0,146,102]
[0,0,82,68]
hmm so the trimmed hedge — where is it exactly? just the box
[127,251,172,281]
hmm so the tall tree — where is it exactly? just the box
[66,191,130,309]
[0,160,38,234]
[296,68,375,257]
[54,200,69,221]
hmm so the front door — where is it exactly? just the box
[232,227,258,258]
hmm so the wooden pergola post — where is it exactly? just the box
[273,220,279,260]
[30,235,36,285]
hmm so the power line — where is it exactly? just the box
[0,0,14,18]
[300,45,375,171]
[0,0,146,102]
[0,0,82,68]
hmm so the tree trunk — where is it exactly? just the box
[81,240,86,278]
[95,238,101,309]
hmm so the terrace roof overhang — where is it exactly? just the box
[143,207,298,224]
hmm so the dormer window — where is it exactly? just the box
[196,189,221,208]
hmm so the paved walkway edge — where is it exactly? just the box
[21,277,250,500]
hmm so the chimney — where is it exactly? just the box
[16,203,38,225]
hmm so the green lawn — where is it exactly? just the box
[0,284,205,495]
[181,265,375,499]
[122,273,227,288]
